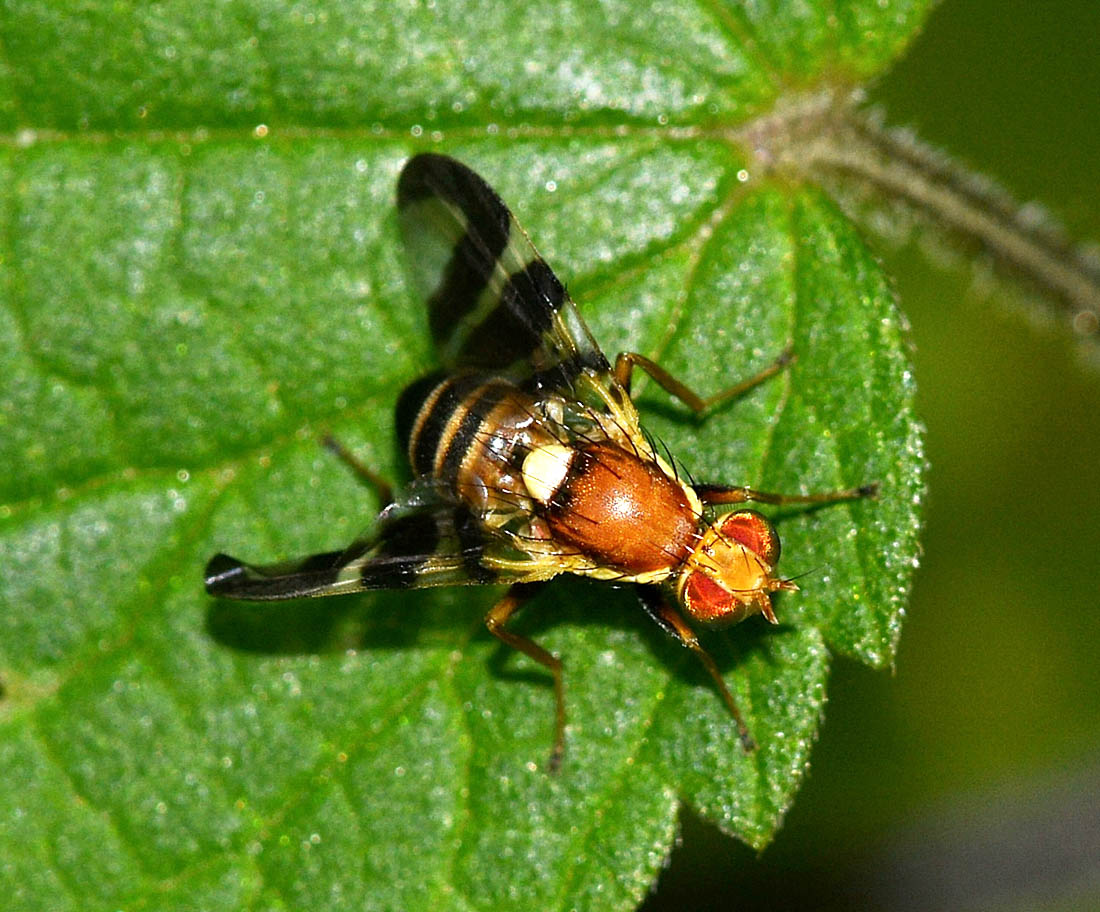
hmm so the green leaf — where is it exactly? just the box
[0,1,927,909]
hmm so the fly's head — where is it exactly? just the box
[675,509,797,626]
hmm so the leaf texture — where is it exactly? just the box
[0,1,929,908]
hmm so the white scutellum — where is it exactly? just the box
[522,444,575,504]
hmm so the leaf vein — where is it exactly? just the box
[631,170,749,397]
[28,717,154,882]
[430,648,475,909]
[552,645,682,909]
[693,0,786,90]
[18,476,230,712]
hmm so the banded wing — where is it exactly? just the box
[397,153,615,396]
[205,487,567,601]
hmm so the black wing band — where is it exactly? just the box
[204,503,501,601]
[397,153,609,384]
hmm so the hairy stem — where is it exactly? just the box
[733,92,1100,340]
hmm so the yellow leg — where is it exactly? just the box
[322,433,394,507]
[695,482,879,507]
[484,583,565,772]
[614,347,793,414]
[637,586,755,752]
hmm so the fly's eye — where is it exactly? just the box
[717,510,780,568]
[686,570,729,612]
[682,569,741,625]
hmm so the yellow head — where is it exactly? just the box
[676,509,797,626]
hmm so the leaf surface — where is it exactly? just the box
[0,2,927,908]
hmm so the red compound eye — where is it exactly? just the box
[682,569,736,624]
[717,510,780,567]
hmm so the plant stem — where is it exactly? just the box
[734,91,1100,341]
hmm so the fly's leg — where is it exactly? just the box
[613,352,878,504]
[695,483,879,507]
[484,582,565,772]
[614,347,793,414]
[322,434,394,508]
[636,586,755,752]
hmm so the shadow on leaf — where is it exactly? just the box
[205,587,480,656]
[484,575,788,692]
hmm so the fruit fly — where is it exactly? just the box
[205,153,875,770]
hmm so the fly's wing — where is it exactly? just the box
[397,153,619,401]
[205,488,565,601]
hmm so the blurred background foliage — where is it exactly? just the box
[645,0,1100,909]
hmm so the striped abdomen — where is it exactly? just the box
[396,371,559,516]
